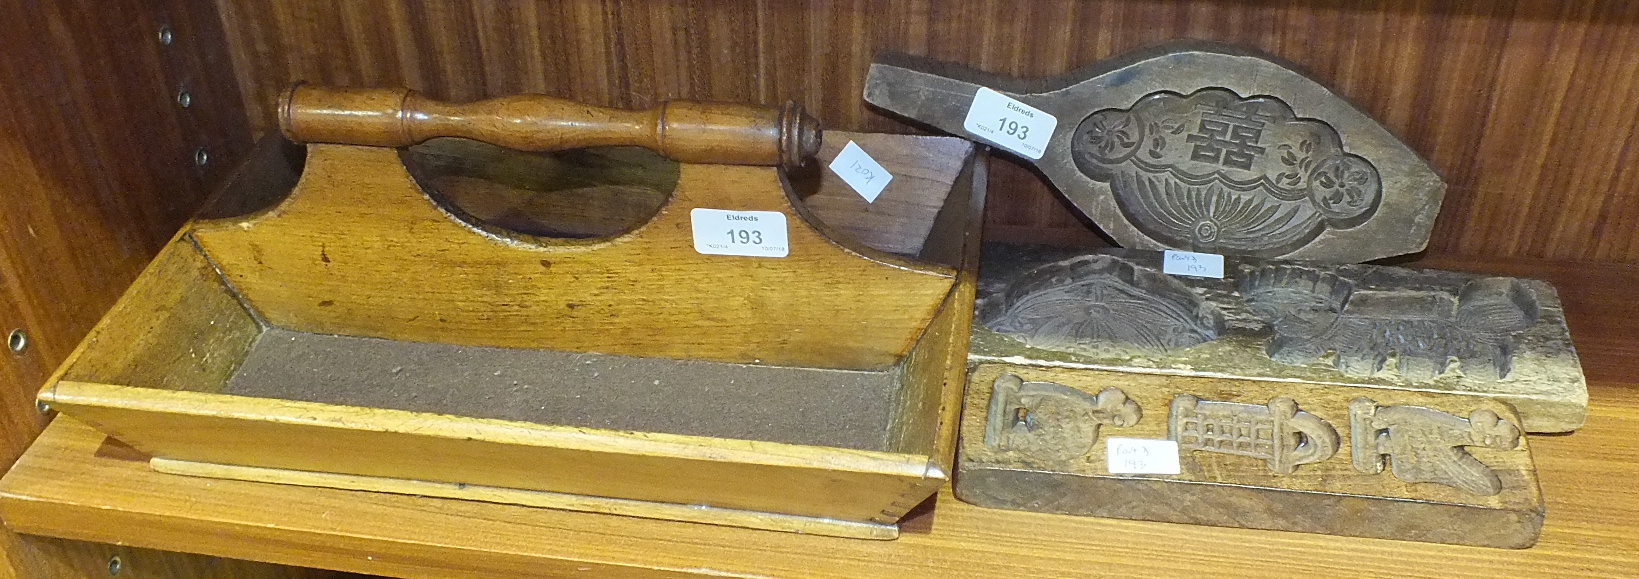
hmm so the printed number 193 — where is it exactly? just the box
[727,229,763,245]
[996,118,1029,140]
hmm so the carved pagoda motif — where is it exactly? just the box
[1168,394,1339,474]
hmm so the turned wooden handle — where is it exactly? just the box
[278,85,822,168]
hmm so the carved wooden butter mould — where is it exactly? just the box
[959,364,1545,548]
[865,40,1445,263]
[34,86,987,540]
[972,246,1587,433]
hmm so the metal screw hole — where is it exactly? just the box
[194,147,209,167]
[176,89,192,108]
[108,556,122,575]
[7,329,25,354]
[157,25,173,45]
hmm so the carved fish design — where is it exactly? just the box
[1242,266,1540,381]
[1351,398,1522,496]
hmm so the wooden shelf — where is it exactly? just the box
[3,256,1638,579]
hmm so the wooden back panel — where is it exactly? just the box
[216,0,1639,264]
[190,142,958,369]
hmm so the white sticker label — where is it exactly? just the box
[690,209,789,258]
[1106,437,1182,475]
[828,141,894,203]
[1162,250,1225,279]
[963,87,1057,160]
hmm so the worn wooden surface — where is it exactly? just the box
[959,365,1542,547]
[190,140,955,368]
[216,0,1639,264]
[36,131,980,534]
[1,256,1635,578]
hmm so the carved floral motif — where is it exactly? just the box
[1072,88,1382,256]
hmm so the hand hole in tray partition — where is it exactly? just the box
[402,138,678,241]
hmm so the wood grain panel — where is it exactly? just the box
[0,0,250,473]
[2,528,343,579]
[217,0,1639,263]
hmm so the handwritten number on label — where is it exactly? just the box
[850,160,875,183]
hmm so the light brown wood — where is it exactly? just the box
[0,531,335,579]
[215,0,1639,264]
[0,377,1634,579]
[44,378,938,524]
[190,141,956,369]
[803,134,977,258]
[149,457,898,540]
[960,364,1542,547]
[4,255,1630,577]
[30,131,981,534]
[281,85,821,168]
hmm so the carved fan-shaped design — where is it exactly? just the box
[1120,173,1319,255]
[979,255,1225,354]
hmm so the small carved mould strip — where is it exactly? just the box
[985,373,1141,462]
[1350,397,1522,496]
[1168,395,1339,474]
[1242,265,1541,381]
[978,255,1226,355]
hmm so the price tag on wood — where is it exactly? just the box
[828,141,894,203]
[1162,250,1225,279]
[1106,437,1182,475]
[690,209,789,258]
[963,87,1057,160]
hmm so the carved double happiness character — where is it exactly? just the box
[865,41,1445,262]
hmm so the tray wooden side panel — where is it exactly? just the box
[40,381,938,524]
[51,237,260,395]
[190,144,957,370]
[881,152,987,518]
[957,364,1544,548]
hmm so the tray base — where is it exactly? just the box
[150,457,899,540]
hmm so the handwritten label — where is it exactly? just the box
[1106,437,1182,475]
[828,141,894,203]
[1162,250,1225,279]
[963,87,1057,160]
[690,209,789,258]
